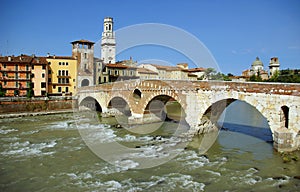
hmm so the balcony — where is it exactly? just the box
[0,69,31,73]
[0,76,31,81]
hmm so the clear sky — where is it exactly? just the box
[1,0,299,75]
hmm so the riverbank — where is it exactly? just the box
[0,109,74,119]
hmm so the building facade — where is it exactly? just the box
[71,39,95,87]
[0,55,48,97]
[46,56,77,96]
[242,57,269,80]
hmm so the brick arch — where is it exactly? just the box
[107,94,130,108]
[107,95,132,116]
[200,97,273,138]
[140,91,183,115]
[79,96,103,112]
[141,92,186,120]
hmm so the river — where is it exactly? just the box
[0,100,299,191]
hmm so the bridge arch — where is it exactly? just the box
[107,96,132,116]
[200,98,272,141]
[143,94,186,122]
[79,96,102,112]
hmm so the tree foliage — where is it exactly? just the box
[0,84,5,97]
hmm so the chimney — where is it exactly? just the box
[8,56,11,61]
[47,53,50,57]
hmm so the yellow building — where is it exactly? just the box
[46,56,77,96]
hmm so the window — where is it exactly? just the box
[59,62,61,65]
[15,82,18,88]
[58,87,62,92]
[15,72,18,79]
[62,70,65,76]
[115,70,118,75]
[66,78,69,84]
[4,81,7,86]
[3,72,7,77]
[66,70,68,76]
[58,70,61,76]
[3,64,6,68]
[42,65,46,70]
[62,62,65,65]
[66,62,68,66]
[31,74,35,78]
[58,78,61,84]
[15,65,18,71]
[61,78,65,84]
[84,53,87,59]
[123,70,126,76]
[26,73,30,79]
[41,82,46,88]
[48,78,51,83]
[42,73,45,78]
[48,70,51,74]
[53,85,56,89]
[26,65,29,71]
[73,79,75,82]
[32,65,34,70]
[65,87,69,93]
[104,77,106,82]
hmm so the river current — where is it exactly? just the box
[1,101,300,191]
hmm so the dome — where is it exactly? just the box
[251,56,263,67]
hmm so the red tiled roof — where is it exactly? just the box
[106,63,137,69]
[46,55,76,60]
[137,68,158,74]
[188,67,205,72]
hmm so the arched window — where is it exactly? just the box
[81,79,89,87]
[280,106,289,128]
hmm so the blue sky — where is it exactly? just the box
[1,0,299,75]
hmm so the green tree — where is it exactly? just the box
[27,83,34,98]
[204,68,216,80]
[0,83,6,97]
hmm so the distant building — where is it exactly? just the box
[269,57,280,77]
[242,56,269,80]
[0,55,48,97]
[46,55,77,96]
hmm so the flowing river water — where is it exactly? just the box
[0,101,299,191]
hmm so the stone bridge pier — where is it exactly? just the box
[77,80,300,152]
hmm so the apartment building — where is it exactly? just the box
[46,55,77,96]
[0,55,48,97]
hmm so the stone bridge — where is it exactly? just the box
[77,79,300,152]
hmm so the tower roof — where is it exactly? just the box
[71,39,95,44]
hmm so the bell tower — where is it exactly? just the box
[101,17,116,64]
[71,39,95,87]
[269,57,280,77]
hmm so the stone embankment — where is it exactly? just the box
[0,96,77,118]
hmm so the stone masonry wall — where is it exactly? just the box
[0,97,76,114]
